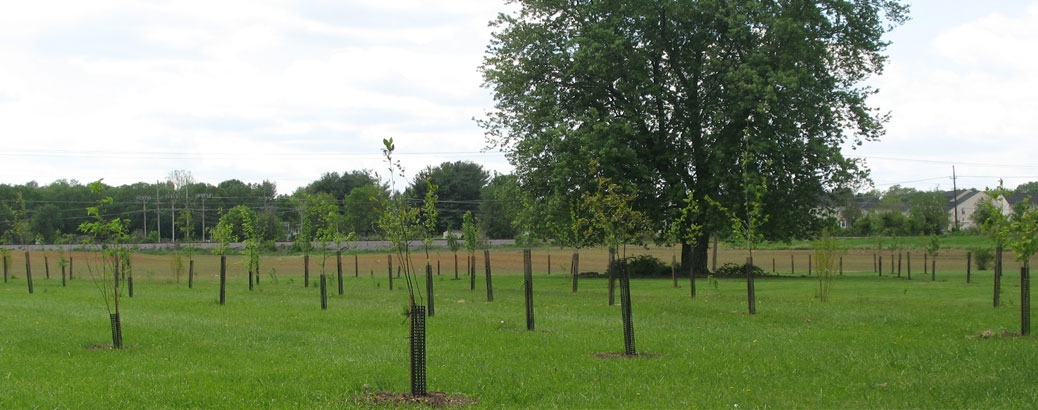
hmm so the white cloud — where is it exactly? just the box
[857,1,1038,191]
[0,0,507,194]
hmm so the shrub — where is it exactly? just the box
[714,262,765,278]
[625,255,672,277]
[972,247,994,271]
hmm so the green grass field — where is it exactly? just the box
[1,247,1035,409]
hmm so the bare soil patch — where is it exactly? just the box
[353,391,478,407]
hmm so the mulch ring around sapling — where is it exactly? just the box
[85,345,137,350]
[968,329,1026,339]
[592,352,661,359]
[351,391,479,408]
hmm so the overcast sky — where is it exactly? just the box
[1,1,1035,195]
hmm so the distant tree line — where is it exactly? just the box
[836,183,1038,237]
[0,163,520,246]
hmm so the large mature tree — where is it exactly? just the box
[343,184,386,238]
[479,173,521,239]
[405,161,489,233]
[480,0,908,272]
[297,170,378,204]
[907,190,948,235]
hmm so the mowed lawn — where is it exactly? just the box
[1,247,1036,409]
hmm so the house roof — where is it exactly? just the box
[944,188,983,211]
[1005,192,1036,207]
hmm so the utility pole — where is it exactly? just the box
[156,182,161,241]
[197,193,212,242]
[136,195,151,237]
[952,166,959,231]
[166,193,178,243]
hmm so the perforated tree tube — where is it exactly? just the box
[337,250,344,295]
[469,254,476,291]
[426,264,435,317]
[188,259,194,289]
[571,253,579,293]
[219,255,227,305]
[524,249,534,331]
[110,313,123,349]
[746,256,757,315]
[410,305,427,396]
[619,260,636,356]
[320,274,328,310]
[388,256,393,290]
[607,248,616,306]
[1022,266,1031,336]
[304,254,310,288]
[484,250,494,302]
[25,251,33,294]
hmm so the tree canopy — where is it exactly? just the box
[405,161,489,234]
[480,0,908,271]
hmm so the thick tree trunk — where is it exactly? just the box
[681,233,711,275]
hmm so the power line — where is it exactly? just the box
[0,149,504,160]
[857,156,1038,169]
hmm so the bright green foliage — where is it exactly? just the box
[2,193,33,246]
[295,195,324,256]
[977,184,1013,246]
[211,205,259,255]
[814,228,844,302]
[576,176,652,252]
[1006,203,1038,266]
[480,0,908,272]
[295,192,341,272]
[709,153,769,259]
[667,194,703,248]
[79,180,130,247]
[77,179,131,318]
[446,227,461,255]
[419,179,439,260]
[178,208,194,242]
[462,211,480,254]
[375,138,436,302]
[926,234,941,258]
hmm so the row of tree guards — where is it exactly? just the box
[3,247,1032,341]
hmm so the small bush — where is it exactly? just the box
[714,262,765,278]
[972,247,994,271]
[625,255,672,277]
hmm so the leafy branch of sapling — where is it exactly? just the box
[1006,202,1038,266]
[814,228,844,302]
[668,193,704,296]
[462,211,479,277]
[577,176,652,258]
[375,137,438,396]
[420,179,439,263]
[926,235,940,259]
[707,170,768,262]
[667,193,704,257]
[446,225,461,278]
[376,137,423,305]
[210,209,234,257]
[78,179,131,347]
